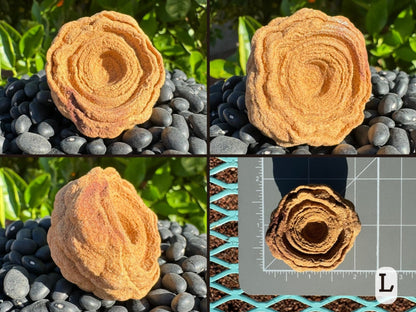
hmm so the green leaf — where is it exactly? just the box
[123,159,146,188]
[395,45,416,62]
[0,24,15,70]
[352,0,371,10]
[365,0,388,35]
[0,21,22,55]
[193,0,206,6]
[383,29,402,46]
[166,189,190,208]
[171,158,206,177]
[151,200,176,217]
[393,8,415,42]
[185,181,207,205]
[410,35,416,52]
[280,0,291,16]
[176,202,201,214]
[24,173,50,209]
[166,0,192,20]
[370,43,394,57]
[19,24,44,59]
[31,0,42,24]
[238,16,261,74]
[141,184,162,203]
[34,53,45,72]
[0,169,21,221]
[210,59,242,79]
[152,164,173,196]
[189,51,204,74]
[140,10,158,38]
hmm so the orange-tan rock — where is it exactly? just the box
[46,11,165,138]
[265,184,361,271]
[47,167,161,300]
[246,8,371,147]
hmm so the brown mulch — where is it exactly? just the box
[209,157,416,311]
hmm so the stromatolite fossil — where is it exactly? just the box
[265,184,361,271]
[246,8,371,147]
[47,167,161,300]
[46,11,165,138]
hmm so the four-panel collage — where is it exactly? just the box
[0,0,415,311]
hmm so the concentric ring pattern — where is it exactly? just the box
[47,167,161,300]
[266,184,361,271]
[46,11,165,138]
[246,8,371,147]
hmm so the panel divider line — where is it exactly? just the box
[261,157,265,272]
[400,158,403,270]
[377,158,380,270]
[354,158,357,271]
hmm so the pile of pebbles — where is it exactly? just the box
[0,69,207,155]
[210,67,416,154]
[0,218,207,312]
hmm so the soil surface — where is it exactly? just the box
[209,157,416,311]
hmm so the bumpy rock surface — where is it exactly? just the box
[246,8,371,147]
[0,218,207,311]
[265,184,361,271]
[46,10,165,138]
[47,167,161,300]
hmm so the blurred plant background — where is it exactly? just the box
[0,0,207,85]
[0,157,207,232]
[210,0,416,81]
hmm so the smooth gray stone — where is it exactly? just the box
[376,145,401,154]
[122,127,152,150]
[210,136,247,154]
[222,107,248,129]
[188,114,206,140]
[151,107,173,127]
[292,148,311,155]
[4,266,30,299]
[161,127,189,153]
[60,136,86,154]
[79,294,101,310]
[182,272,207,297]
[181,255,207,274]
[368,116,395,128]
[368,122,390,146]
[149,306,172,312]
[162,273,187,294]
[372,75,389,96]
[20,299,49,312]
[29,274,52,301]
[357,144,379,155]
[331,144,357,155]
[188,137,206,155]
[388,127,410,154]
[107,306,128,312]
[14,115,32,134]
[86,139,106,155]
[354,125,370,146]
[170,98,190,112]
[171,114,189,139]
[159,85,174,103]
[52,278,73,301]
[209,123,233,137]
[106,142,133,155]
[161,263,184,275]
[147,289,176,307]
[378,93,402,115]
[392,108,416,125]
[166,242,185,261]
[127,299,150,312]
[48,300,81,312]
[171,292,194,312]
[16,132,51,154]
[239,124,262,144]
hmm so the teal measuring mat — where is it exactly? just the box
[239,157,416,295]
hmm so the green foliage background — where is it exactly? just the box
[0,157,207,233]
[0,0,207,85]
[210,0,416,80]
